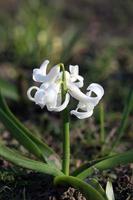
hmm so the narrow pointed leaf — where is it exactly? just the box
[54,176,107,200]
[0,143,63,177]
[88,178,107,199]
[75,150,133,180]
[72,156,113,176]
[110,89,133,153]
[0,91,61,167]
[0,108,44,161]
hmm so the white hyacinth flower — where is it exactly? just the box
[27,60,70,112]
[70,83,104,119]
[27,59,104,119]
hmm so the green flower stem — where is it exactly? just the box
[60,64,70,176]
[62,104,70,175]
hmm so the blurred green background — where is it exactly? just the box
[0,0,133,162]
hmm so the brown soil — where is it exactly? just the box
[94,164,133,200]
[0,164,86,200]
[0,161,132,200]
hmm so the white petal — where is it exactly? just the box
[27,86,39,102]
[69,65,84,88]
[73,75,84,88]
[53,93,70,112]
[68,83,96,105]
[44,65,60,84]
[87,83,104,100]
[64,71,71,87]
[33,60,49,82]
[77,101,94,111]
[34,65,60,85]
[40,81,61,93]
[32,70,46,82]
[69,83,104,106]
[34,89,46,108]
[70,109,93,119]
[69,83,88,102]
[86,83,104,106]
[32,60,60,84]
[46,86,58,108]
[40,82,50,90]
[69,65,79,75]
[106,181,115,200]
[56,93,62,106]
[40,60,49,73]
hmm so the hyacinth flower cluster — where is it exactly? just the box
[27,60,104,119]
[0,59,133,200]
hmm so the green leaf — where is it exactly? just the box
[0,91,61,167]
[0,79,19,101]
[72,156,112,176]
[0,108,44,161]
[88,178,107,199]
[75,150,133,180]
[0,143,63,177]
[54,176,107,200]
[110,89,133,153]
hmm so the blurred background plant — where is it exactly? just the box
[0,0,132,101]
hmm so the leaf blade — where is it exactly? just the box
[0,108,44,160]
[88,178,107,199]
[110,89,133,153]
[72,156,112,176]
[0,143,63,177]
[75,150,133,180]
[0,91,61,166]
[54,176,107,200]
